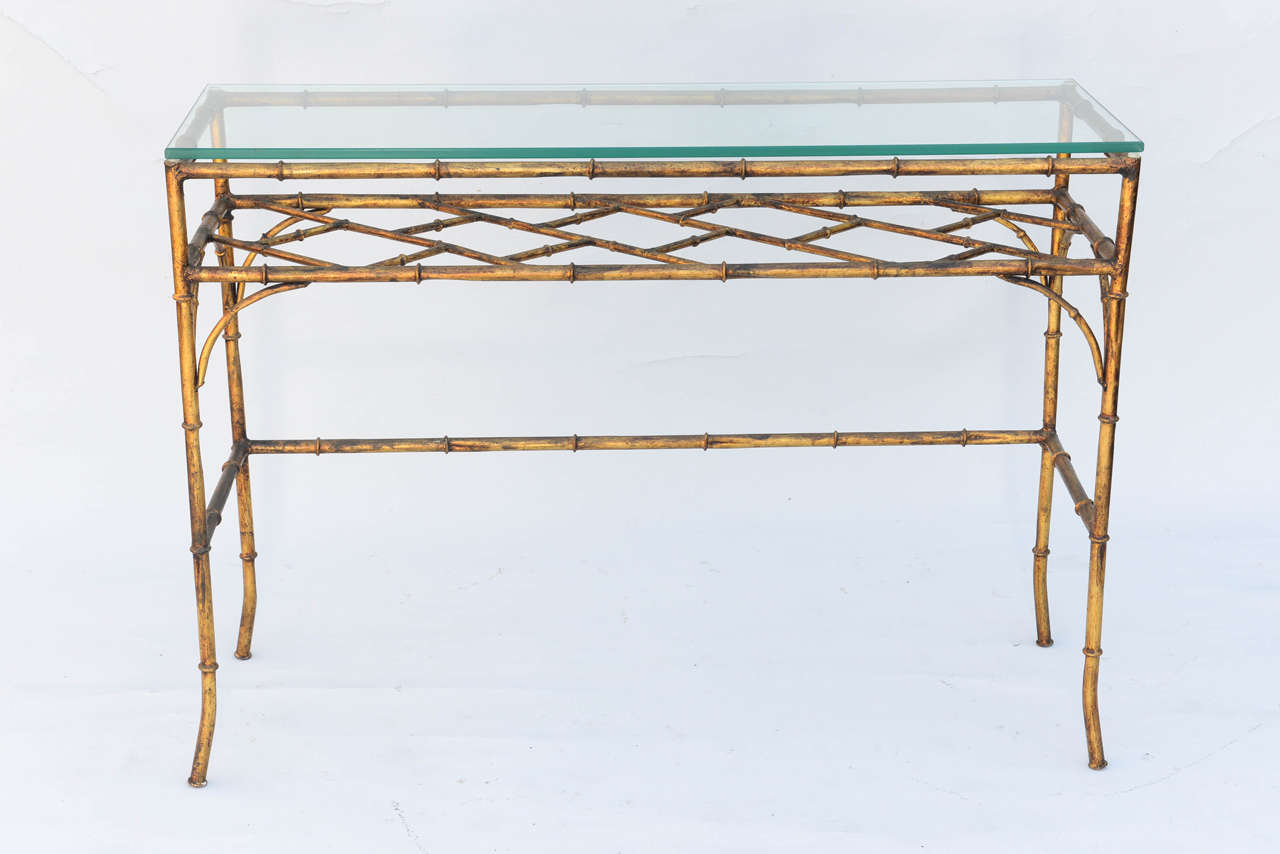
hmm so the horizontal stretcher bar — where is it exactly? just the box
[170,156,1137,181]
[228,189,1060,210]
[189,257,1114,284]
[248,429,1046,455]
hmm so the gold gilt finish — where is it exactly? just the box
[164,150,1139,786]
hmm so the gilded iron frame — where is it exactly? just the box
[165,150,1140,787]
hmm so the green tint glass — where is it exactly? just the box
[166,81,1142,160]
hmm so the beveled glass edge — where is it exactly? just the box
[164,141,1143,160]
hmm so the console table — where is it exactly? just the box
[164,82,1142,787]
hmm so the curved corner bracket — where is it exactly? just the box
[990,217,1069,289]
[196,282,310,388]
[997,274,1105,385]
[215,206,332,310]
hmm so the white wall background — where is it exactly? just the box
[1,1,1277,851]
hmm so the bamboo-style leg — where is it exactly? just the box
[167,163,219,787]
[1082,163,1141,770]
[219,228,260,661]
[1030,182,1070,647]
[1030,113,1075,647]
[209,113,261,661]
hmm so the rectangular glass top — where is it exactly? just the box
[166,81,1141,160]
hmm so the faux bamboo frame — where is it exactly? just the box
[165,150,1139,787]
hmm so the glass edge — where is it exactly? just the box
[167,84,217,151]
[164,140,1144,160]
[1068,80,1143,148]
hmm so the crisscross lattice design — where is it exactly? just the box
[213,190,1079,274]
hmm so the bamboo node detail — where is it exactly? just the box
[182,420,203,432]
[197,662,219,673]
[1082,647,1103,658]
[1032,547,1050,558]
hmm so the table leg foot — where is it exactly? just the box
[187,664,217,789]
[233,540,258,660]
